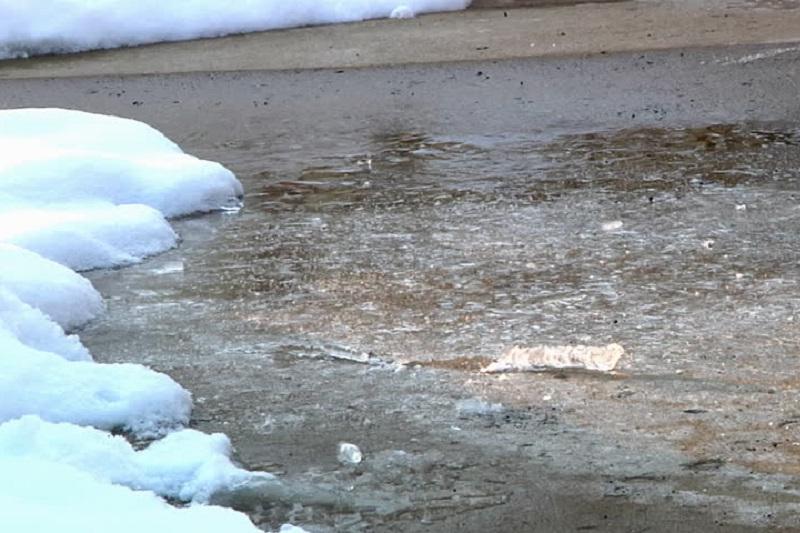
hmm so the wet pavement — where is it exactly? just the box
[3,44,800,530]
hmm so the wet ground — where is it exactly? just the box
[3,44,800,530]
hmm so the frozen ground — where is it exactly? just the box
[0,0,469,59]
[4,41,797,531]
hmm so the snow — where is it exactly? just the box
[338,442,364,464]
[0,243,103,330]
[0,0,471,59]
[0,416,271,503]
[0,203,178,272]
[0,109,243,219]
[0,458,261,533]
[0,108,268,530]
[0,327,192,435]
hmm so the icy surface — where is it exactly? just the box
[483,344,625,373]
[0,0,471,59]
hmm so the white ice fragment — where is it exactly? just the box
[483,343,625,373]
[390,5,415,18]
[601,220,623,232]
[337,442,363,464]
[702,239,715,249]
[456,398,504,416]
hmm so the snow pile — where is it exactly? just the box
[0,416,271,503]
[0,108,243,219]
[0,243,103,330]
[0,108,282,531]
[0,0,471,59]
[482,343,625,373]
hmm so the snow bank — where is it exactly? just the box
[0,416,271,502]
[0,203,178,272]
[0,243,103,330]
[0,289,90,362]
[0,108,263,530]
[0,0,471,59]
[482,343,625,373]
[0,329,192,435]
[0,458,261,533]
[0,108,243,219]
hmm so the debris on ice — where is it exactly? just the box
[482,343,625,373]
[338,442,363,465]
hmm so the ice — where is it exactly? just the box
[456,398,504,416]
[338,442,364,464]
[0,0,471,59]
[279,526,310,533]
[483,343,625,373]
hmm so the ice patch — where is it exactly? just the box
[601,220,623,232]
[482,343,625,373]
[456,398,504,416]
[0,0,471,59]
